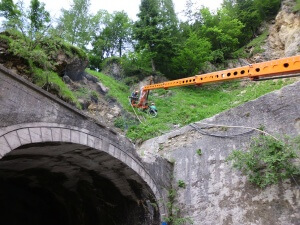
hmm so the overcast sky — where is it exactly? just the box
[18,0,223,21]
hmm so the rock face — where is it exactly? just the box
[0,36,31,77]
[138,81,300,225]
[263,0,300,59]
[56,51,88,81]
[0,32,89,81]
[102,60,124,80]
[96,81,109,94]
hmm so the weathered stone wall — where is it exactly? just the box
[139,81,300,225]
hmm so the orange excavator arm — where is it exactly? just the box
[135,55,300,109]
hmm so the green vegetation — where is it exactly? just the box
[0,30,86,108]
[83,69,295,142]
[227,135,300,188]
[164,189,193,225]
[114,116,138,131]
[33,67,81,108]
[90,90,99,101]
[61,41,87,59]
[196,149,202,156]
[177,180,186,188]
[1,0,283,79]
[122,79,293,142]
[293,0,300,12]
[0,0,89,108]
[86,69,130,109]
[74,87,89,98]
[233,30,269,58]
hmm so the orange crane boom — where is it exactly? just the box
[134,55,300,109]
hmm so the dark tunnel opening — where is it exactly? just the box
[0,142,159,225]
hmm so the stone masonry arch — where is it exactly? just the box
[0,122,166,223]
[0,65,172,224]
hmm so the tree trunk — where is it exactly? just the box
[119,40,122,57]
[151,58,156,73]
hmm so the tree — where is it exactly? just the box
[199,7,244,60]
[172,32,212,77]
[222,0,278,44]
[89,10,111,69]
[134,0,161,72]
[159,0,178,29]
[89,10,133,69]
[237,0,262,40]
[0,0,21,28]
[108,11,132,57]
[134,0,179,75]
[58,0,93,48]
[28,0,50,39]
[0,0,51,50]
[0,0,19,18]
[182,0,195,23]
[254,0,281,20]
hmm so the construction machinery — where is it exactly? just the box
[131,55,300,110]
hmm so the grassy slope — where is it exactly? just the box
[233,30,269,58]
[0,30,84,109]
[86,69,131,109]
[87,69,294,143]
[33,67,81,108]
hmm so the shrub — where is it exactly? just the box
[226,135,300,188]
[90,90,99,102]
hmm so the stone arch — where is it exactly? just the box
[0,122,166,223]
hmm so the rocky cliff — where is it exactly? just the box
[260,0,300,60]
[222,0,300,68]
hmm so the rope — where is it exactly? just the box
[129,98,145,124]
[192,121,279,141]
[190,123,254,138]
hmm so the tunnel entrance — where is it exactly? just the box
[0,142,159,225]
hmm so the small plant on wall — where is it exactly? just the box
[196,148,202,156]
[226,134,300,188]
[164,189,193,225]
[177,180,186,189]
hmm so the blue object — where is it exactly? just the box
[161,222,167,225]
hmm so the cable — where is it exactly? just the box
[190,122,279,140]
[189,123,254,138]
